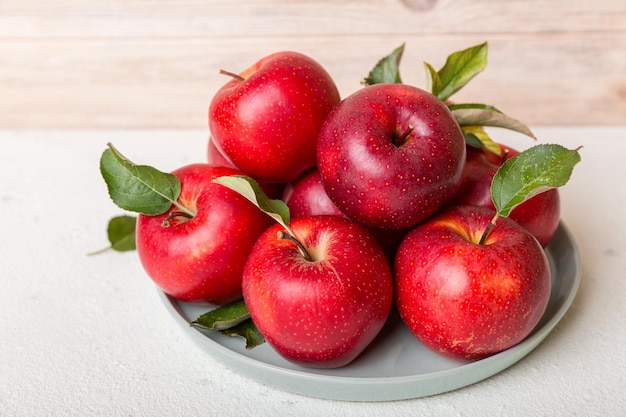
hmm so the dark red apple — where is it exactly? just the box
[394,205,551,361]
[282,168,408,262]
[135,164,272,304]
[282,168,348,219]
[317,83,466,230]
[208,51,341,182]
[242,216,394,368]
[446,144,560,247]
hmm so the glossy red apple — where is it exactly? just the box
[283,168,408,263]
[394,205,551,361]
[207,135,238,169]
[207,135,286,199]
[208,51,341,182]
[242,216,394,368]
[282,168,348,219]
[317,83,466,230]
[446,144,560,247]
[135,164,272,304]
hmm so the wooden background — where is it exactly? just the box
[1,0,625,129]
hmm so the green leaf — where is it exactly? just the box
[220,319,265,350]
[100,143,188,215]
[362,43,405,85]
[191,299,251,331]
[191,300,265,349]
[491,144,582,217]
[448,102,502,113]
[108,215,137,252]
[461,125,502,156]
[87,214,137,256]
[423,61,442,96]
[434,42,488,101]
[450,104,536,139]
[213,175,291,233]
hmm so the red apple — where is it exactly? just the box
[207,135,238,169]
[446,144,560,247]
[208,51,341,183]
[283,168,408,263]
[317,83,466,230]
[242,216,394,368]
[207,135,286,199]
[282,168,348,219]
[135,164,272,304]
[394,205,551,361]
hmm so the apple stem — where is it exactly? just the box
[162,210,194,227]
[500,149,510,165]
[219,69,245,82]
[478,213,500,245]
[277,230,314,262]
[393,125,414,147]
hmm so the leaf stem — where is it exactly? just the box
[86,246,111,256]
[277,230,314,262]
[172,201,196,218]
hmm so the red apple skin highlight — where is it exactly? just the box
[317,83,466,230]
[394,206,551,361]
[446,144,560,247]
[208,51,341,183]
[136,164,273,304]
[242,216,394,368]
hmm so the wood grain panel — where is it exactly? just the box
[1,0,625,128]
[1,0,625,37]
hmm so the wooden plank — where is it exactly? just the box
[1,0,625,128]
[0,0,625,38]
[2,33,624,128]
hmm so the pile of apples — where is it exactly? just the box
[100,43,580,369]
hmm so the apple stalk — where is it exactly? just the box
[161,209,195,227]
[277,230,314,262]
[478,215,499,245]
[472,149,511,238]
[219,69,245,82]
[393,125,414,147]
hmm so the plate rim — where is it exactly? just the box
[159,222,581,401]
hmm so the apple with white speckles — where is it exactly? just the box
[242,215,394,368]
[394,205,551,360]
[282,168,348,219]
[282,168,409,263]
[317,83,466,230]
[208,51,341,182]
[135,164,273,304]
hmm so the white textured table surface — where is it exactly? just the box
[1,127,625,416]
